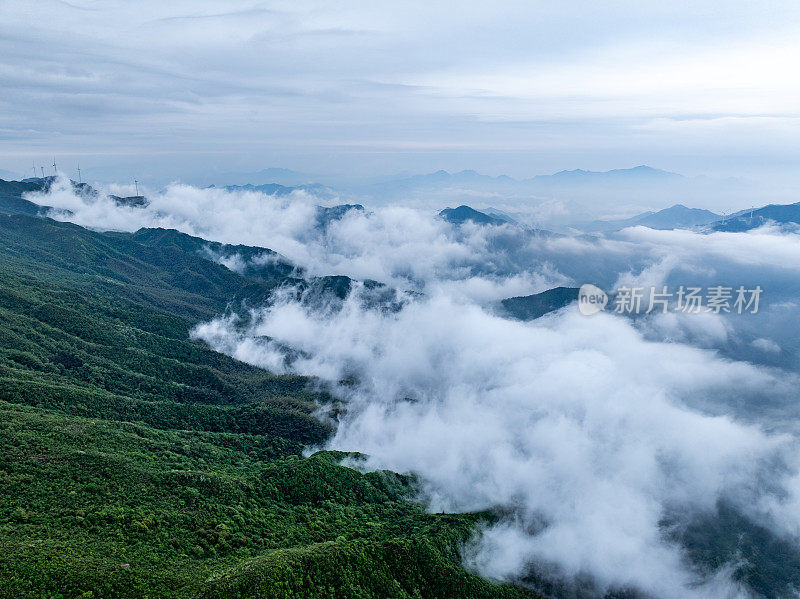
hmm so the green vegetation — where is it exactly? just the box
[500,287,579,321]
[0,211,540,598]
[0,179,46,216]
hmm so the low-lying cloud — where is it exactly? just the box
[26,178,800,597]
[29,176,566,299]
[193,291,800,598]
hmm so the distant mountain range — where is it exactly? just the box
[439,205,509,226]
[351,165,759,230]
[201,167,320,187]
[583,204,722,232]
[221,182,338,200]
[575,200,800,234]
[5,164,761,231]
[710,202,800,232]
[195,165,691,208]
[437,198,800,238]
[372,165,681,193]
[531,165,682,185]
[4,171,798,240]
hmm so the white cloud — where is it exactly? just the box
[28,178,800,596]
[752,337,781,354]
[193,292,799,598]
[28,178,564,296]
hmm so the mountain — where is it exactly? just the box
[223,182,337,200]
[223,183,296,195]
[438,205,560,242]
[0,177,145,215]
[376,169,507,192]
[501,287,580,320]
[439,205,509,226]
[636,204,720,229]
[125,227,301,282]
[109,194,148,207]
[530,165,682,185]
[584,204,722,232]
[481,208,518,224]
[0,212,542,598]
[373,166,681,194]
[710,202,800,232]
[0,179,49,216]
[202,167,319,187]
[315,204,365,230]
[356,166,761,233]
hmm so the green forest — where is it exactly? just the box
[0,201,542,598]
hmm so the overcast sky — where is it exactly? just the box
[1,0,799,184]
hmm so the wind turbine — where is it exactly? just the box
[40,166,45,178]
[52,158,57,176]
[134,179,139,196]
[77,163,82,184]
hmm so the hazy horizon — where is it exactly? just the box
[3,162,791,224]
[2,1,800,193]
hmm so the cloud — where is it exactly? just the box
[29,180,800,375]
[193,291,799,598]
[752,337,781,354]
[27,179,800,596]
[4,1,800,182]
[28,178,565,298]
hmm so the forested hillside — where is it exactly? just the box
[0,211,540,598]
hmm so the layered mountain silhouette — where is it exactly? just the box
[584,204,722,232]
[376,165,680,192]
[222,182,337,200]
[710,202,800,232]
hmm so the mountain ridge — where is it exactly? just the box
[583,203,722,232]
[0,211,542,599]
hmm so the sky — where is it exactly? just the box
[1,1,800,185]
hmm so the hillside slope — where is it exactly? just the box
[0,179,48,216]
[0,213,540,599]
[501,287,580,321]
[710,202,800,231]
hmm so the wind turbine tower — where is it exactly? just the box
[134,179,139,196]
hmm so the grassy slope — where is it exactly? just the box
[0,213,540,599]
